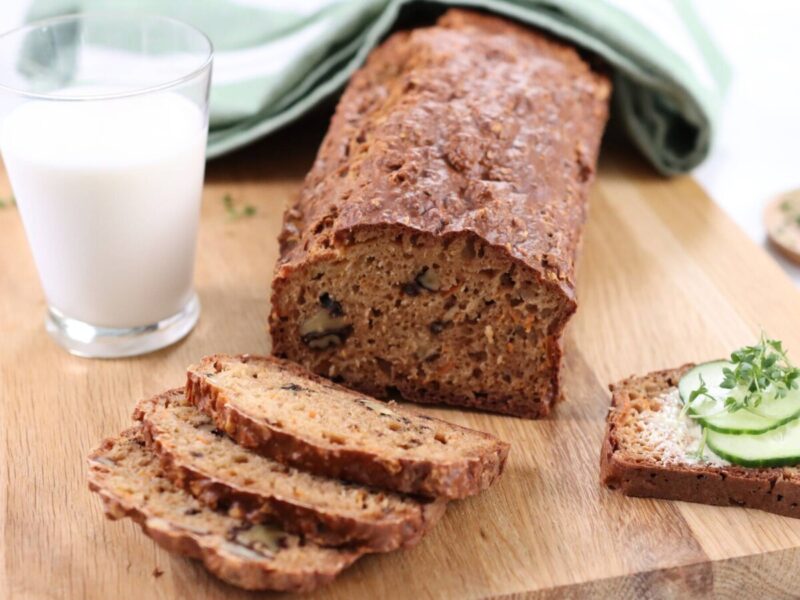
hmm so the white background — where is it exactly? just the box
[693,0,800,285]
[1,1,799,283]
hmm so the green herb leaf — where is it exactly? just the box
[222,194,256,221]
[681,374,719,418]
[693,333,800,416]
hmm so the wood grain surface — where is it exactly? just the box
[2,121,800,599]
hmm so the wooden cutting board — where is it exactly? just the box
[3,120,800,599]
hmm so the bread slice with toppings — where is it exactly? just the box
[601,366,800,518]
[134,388,446,551]
[87,428,362,592]
[186,354,510,499]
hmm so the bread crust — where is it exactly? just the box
[186,354,510,499]
[274,9,609,296]
[601,366,800,518]
[87,435,361,593]
[269,9,610,417]
[135,389,447,552]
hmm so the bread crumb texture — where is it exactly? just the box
[614,388,728,467]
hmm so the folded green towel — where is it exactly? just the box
[25,0,728,174]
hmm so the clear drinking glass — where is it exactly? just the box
[0,14,213,358]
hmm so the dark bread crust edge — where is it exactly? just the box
[600,366,800,519]
[186,354,510,499]
[87,433,361,593]
[134,389,446,552]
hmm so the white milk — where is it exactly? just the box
[0,91,207,328]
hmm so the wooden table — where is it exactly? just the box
[3,120,800,599]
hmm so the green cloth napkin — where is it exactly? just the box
[25,0,729,174]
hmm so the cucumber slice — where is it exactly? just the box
[679,361,800,434]
[707,420,800,467]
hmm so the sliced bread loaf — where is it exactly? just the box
[269,9,611,418]
[134,388,446,551]
[186,354,510,499]
[87,428,362,592]
[601,366,800,518]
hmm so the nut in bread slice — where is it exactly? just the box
[601,366,800,518]
[134,389,446,551]
[87,428,362,592]
[186,354,510,498]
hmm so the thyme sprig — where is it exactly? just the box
[222,194,256,220]
[0,196,16,208]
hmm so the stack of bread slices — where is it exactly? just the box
[87,354,509,592]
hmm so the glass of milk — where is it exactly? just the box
[0,14,212,358]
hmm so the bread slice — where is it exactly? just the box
[269,9,610,418]
[186,354,510,499]
[601,366,800,518]
[87,428,362,592]
[134,388,446,551]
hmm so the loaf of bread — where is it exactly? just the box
[88,429,362,592]
[601,366,800,518]
[134,388,446,551]
[269,9,611,417]
[186,354,510,498]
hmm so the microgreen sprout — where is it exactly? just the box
[694,427,708,460]
[680,374,717,419]
[718,334,800,414]
[682,335,800,450]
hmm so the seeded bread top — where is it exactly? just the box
[189,354,509,465]
[277,9,610,298]
[134,389,438,523]
[87,429,361,575]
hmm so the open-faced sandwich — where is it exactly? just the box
[601,335,800,517]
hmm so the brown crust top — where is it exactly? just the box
[87,430,361,592]
[186,354,510,499]
[601,366,800,519]
[134,389,446,552]
[275,9,610,300]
